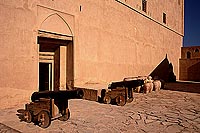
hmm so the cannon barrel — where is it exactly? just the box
[108,79,144,89]
[31,89,84,102]
[123,79,144,87]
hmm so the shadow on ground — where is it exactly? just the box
[164,81,200,93]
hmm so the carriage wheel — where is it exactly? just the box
[126,98,133,103]
[37,110,51,128]
[24,110,32,123]
[64,109,71,121]
[115,95,126,106]
[65,108,70,120]
[103,95,111,104]
[59,108,70,121]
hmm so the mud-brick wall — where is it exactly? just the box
[179,59,200,81]
[74,0,183,87]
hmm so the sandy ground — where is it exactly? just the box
[0,83,200,133]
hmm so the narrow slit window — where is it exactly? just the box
[163,13,166,24]
[187,52,191,59]
[142,0,147,12]
[178,0,181,5]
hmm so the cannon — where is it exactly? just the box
[104,77,144,106]
[17,89,84,128]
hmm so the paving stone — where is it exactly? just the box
[0,123,21,133]
[0,90,200,132]
[144,119,156,124]
[183,114,199,122]
[146,115,159,121]
[165,124,183,133]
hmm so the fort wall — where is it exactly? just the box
[0,0,184,108]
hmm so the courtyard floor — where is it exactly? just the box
[0,83,200,133]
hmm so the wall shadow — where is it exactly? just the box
[188,62,200,82]
[149,55,176,82]
[149,55,200,93]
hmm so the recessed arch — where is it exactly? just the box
[39,13,73,36]
[38,12,74,91]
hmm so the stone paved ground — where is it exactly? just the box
[0,123,21,133]
[0,83,200,133]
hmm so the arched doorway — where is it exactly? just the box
[38,13,74,91]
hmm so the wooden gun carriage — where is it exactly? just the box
[17,89,84,128]
[103,77,144,106]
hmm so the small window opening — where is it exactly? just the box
[142,0,147,13]
[187,51,191,59]
[163,13,166,24]
[80,5,82,12]
[178,0,181,5]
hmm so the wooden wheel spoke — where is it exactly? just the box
[24,111,32,123]
[103,95,111,104]
[37,110,51,128]
[116,95,126,106]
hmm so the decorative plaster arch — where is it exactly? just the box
[39,13,73,36]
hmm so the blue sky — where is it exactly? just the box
[183,0,200,46]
